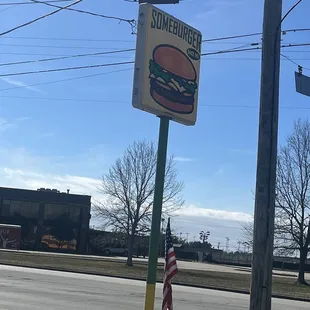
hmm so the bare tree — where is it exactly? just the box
[241,220,254,249]
[276,119,310,285]
[241,217,296,255]
[241,121,310,285]
[93,140,184,266]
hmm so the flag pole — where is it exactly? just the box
[144,116,170,310]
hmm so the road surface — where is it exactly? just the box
[0,265,308,309]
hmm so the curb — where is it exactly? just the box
[0,262,309,303]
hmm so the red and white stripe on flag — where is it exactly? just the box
[162,218,178,310]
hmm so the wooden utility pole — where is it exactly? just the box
[249,0,282,309]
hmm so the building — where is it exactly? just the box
[0,187,91,253]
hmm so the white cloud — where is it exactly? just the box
[16,117,31,122]
[194,0,244,19]
[229,148,256,156]
[215,168,224,176]
[0,118,15,132]
[174,156,195,162]
[39,132,54,138]
[2,168,102,197]
[0,77,45,94]
[177,204,252,222]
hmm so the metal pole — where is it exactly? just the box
[144,116,170,310]
[249,0,282,309]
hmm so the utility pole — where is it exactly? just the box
[249,0,282,309]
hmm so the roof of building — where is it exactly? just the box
[0,186,91,206]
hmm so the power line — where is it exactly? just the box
[29,0,136,27]
[0,68,134,92]
[202,28,310,43]
[0,60,134,77]
[281,0,303,23]
[0,42,308,52]
[282,42,310,48]
[201,42,310,57]
[203,32,262,43]
[1,28,309,43]
[0,4,17,12]
[201,46,261,56]
[1,49,309,58]
[1,95,309,110]
[0,49,135,67]
[2,53,310,66]
[0,0,82,37]
[281,53,310,71]
[2,42,310,74]
[0,43,134,50]
[1,36,135,42]
[283,28,310,34]
[0,0,71,5]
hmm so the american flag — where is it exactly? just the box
[162,218,178,310]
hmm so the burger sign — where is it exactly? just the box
[132,3,202,126]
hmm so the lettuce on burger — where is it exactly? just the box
[149,44,198,114]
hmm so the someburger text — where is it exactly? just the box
[150,8,202,54]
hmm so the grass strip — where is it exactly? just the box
[0,251,309,301]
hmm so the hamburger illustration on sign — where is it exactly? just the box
[149,45,197,114]
[132,3,202,126]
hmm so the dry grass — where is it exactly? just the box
[0,251,309,301]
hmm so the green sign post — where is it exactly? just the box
[132,3,201,310]
[144,116,169,310]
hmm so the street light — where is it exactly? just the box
[199,230,210,247]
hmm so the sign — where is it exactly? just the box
[132,3,202,126]
[295,71,310,97]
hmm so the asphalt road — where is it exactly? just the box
[0,265,308,309]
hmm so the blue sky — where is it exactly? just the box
[0,0,310,250]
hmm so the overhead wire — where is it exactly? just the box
[2,42,310,75]
[0,95,309,111]
[0,4,17,12]
[280,53,310,71]
[0,43,135,50]
[0,60,135,77]
[0,37,135,43]
[0,68,134,92]
[0,49,135,67]
[29,0,136,30]
[0,27,308,43]
[201,28,310,43]
[0,0,71,5]
[0,0,82,37]
[203,32,262,43]
[201,46,261,56]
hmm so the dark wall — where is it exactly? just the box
[0,187,91,253]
